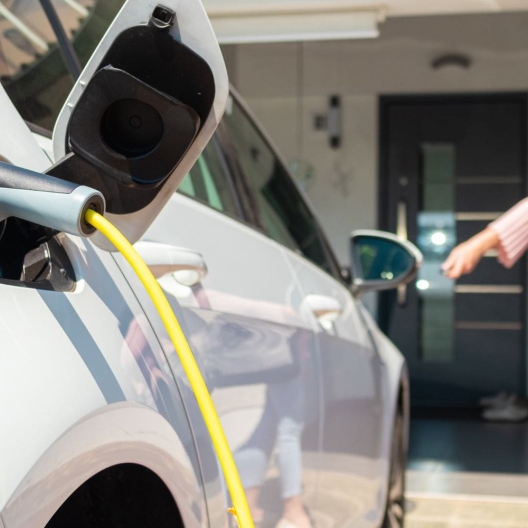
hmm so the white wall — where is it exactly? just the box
[222,10,528,265]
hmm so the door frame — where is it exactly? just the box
[377,92,528,399]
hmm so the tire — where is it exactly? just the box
[382,403,406,528]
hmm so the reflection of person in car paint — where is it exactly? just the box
[234,331,312,528]
[121,314,218,489]
[161,281,316,526]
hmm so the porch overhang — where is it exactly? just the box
[203,0,528,44]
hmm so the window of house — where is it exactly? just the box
[223,97,335,275]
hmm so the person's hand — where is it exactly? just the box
[442,241,484,279]
[442,228,499,279]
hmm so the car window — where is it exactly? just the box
[178,139,242,219]
[56,0,124,68]
[0,0,124,131]
[223,96,335,275]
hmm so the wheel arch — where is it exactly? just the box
[2,402,206,528]
[375,364,410,528]
[45,463,184,528]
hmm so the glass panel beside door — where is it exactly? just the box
[417,144,456,363]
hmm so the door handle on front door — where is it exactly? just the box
[134,241,208,287]
[302,294,343,327]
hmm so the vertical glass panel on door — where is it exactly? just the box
[417,144,456,362]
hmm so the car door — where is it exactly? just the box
[283,253,387,528]
[221,93,388,528]
[127,129,323,528]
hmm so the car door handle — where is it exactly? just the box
[133,241,208,287]
[303,294,343,324]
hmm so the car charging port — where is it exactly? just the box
[101,98,165,159]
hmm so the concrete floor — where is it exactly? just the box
[409,411,528,474]
[405,494,528,527]
[405,413,528,527]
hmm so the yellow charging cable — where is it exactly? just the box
[85,209,253,528]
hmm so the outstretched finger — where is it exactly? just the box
[449,258,467,279]
[442,249,459,272]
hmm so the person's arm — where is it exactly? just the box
[442,227,499,279]
[442,197,528,279]
[490,196,528,269]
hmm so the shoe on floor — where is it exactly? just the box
[482,403,528,422]
[479,392,511,408]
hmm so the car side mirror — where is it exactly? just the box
[350,229,423,295]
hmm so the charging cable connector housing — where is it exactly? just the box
[0,161,105,237]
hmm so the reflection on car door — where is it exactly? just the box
[135,135,322,528]
[222,93,386,527]
[285,255,386,528]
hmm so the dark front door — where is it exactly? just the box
[380,94,527,406]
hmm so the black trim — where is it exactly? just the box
[215,120,263,228]
[25,121,52,139]
[39,0,82,80]
[210,130,245,221]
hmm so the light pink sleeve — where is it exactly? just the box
[489,197,528,268]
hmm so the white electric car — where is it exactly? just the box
[0,2,420,528]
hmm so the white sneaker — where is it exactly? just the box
[479,392,510,408]
[482,403,528,422]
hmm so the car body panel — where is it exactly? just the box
[282,249,388,527]
[132,88,409,527]
[356,302,409,526]
[124,190,323,526]
[0,233,207,524]
[214,88,406,528]
[1,403,204,528]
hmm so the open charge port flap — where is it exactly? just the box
[49,21,216,216]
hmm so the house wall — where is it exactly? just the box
[222,10,528,266]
